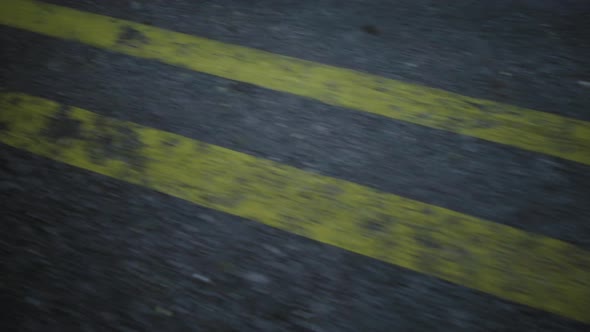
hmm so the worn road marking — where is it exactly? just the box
[1,92,589,323]
[1,0,589,165]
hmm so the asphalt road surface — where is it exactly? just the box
[1,0,590,331]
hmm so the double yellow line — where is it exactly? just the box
[1,0,589,323]
[3,92,590,323]
[1,0,589,165]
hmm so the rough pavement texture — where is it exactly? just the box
[1,0,589,331]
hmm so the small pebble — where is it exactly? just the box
[192,273,212,284]
[361,24,380,36]
[242,271,271,285]
[130,1,142,10]
[154,306,173,316]
[198,214,215,223]
[0,181,22,192]
[24,296,42,307]
[263,244,284,256]
[215,86,229,93]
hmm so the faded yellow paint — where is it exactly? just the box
[0,0,589,165]
[1,92,589,323]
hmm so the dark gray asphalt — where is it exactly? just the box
[1,0,590,331]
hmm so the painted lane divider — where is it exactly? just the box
[0,0,589,165]
[1,92,589,323]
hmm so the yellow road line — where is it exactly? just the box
[1,0,589,165]
[1,92,589,323]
